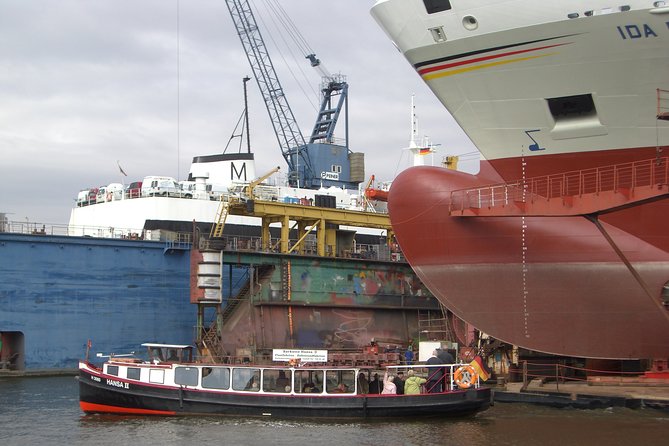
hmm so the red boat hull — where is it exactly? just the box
[389,152,669,359]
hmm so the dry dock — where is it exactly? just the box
[494,379,669,411]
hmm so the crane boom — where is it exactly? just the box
[224,0,311,185]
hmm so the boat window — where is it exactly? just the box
[295,369,323,394]
[106,365,119,376]
[262,369,292,393]
[166,348,180,362]
[232,368,260,392]
[326,370,355,394]
[423,0,452,14]
[127,367,141,381]
[149,369,165,384]
[149,347,165,362]
[662,283,669,308]
[175,366,199,387]
[202,367,231,390]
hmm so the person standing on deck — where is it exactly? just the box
[404,369,426,395]
[426,349,444,393]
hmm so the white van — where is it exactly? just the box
[178,180,196,198]
[95,186,109,203]
[141,176,179,197]
[107,183,124,200]
[76,190,90,207]
[96,183,124,202]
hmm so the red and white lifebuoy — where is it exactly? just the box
[453,365,478,389]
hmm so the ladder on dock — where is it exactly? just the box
[450,157,669,217]
[210,197,239,238]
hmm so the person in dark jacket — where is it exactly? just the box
[436,348,454,364]
[426,349,444,393]
[437,348,455,390]
[393,371,405,395]
[368,373,381,394]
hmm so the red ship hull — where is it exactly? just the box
[388,150,669,359]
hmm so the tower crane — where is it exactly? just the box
[224,0,364,190]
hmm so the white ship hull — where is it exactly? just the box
[372,0,669,179]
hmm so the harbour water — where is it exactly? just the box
[1,376,667,445]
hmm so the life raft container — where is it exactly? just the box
[453,365,478,389]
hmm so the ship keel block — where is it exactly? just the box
[389,166,669,359]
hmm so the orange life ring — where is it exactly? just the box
[454,365,478,389]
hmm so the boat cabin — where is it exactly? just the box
[143,343,193,364]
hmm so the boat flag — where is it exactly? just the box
[469,355,491,381]
[117,160,127,177]
[419,147,431,155]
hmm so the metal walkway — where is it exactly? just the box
[450,157,669,217]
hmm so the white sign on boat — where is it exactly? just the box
[272,349,328,363]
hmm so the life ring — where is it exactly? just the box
[454,365,478,389]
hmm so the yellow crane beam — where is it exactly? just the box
[228,199,394,256]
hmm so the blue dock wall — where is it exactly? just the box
[0,233,194,369]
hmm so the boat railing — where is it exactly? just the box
[450,156,669,212]
[386,363,483,392]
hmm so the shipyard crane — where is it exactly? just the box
[224,0,364,189]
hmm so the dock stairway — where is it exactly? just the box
[198,265,275,362]
[450,156,669,217]
[198,323,227,363]
[221,264,275,326]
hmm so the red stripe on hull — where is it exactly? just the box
[417,43,570,76]
[80,401,176,416]
[388,149,669,359]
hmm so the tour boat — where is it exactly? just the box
[78,343,491,418]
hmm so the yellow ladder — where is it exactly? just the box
[210,198,230,238]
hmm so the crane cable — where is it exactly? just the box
[251,0,321,111]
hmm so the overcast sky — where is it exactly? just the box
[0,0,479,225]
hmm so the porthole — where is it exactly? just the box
[462,15,478,31]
